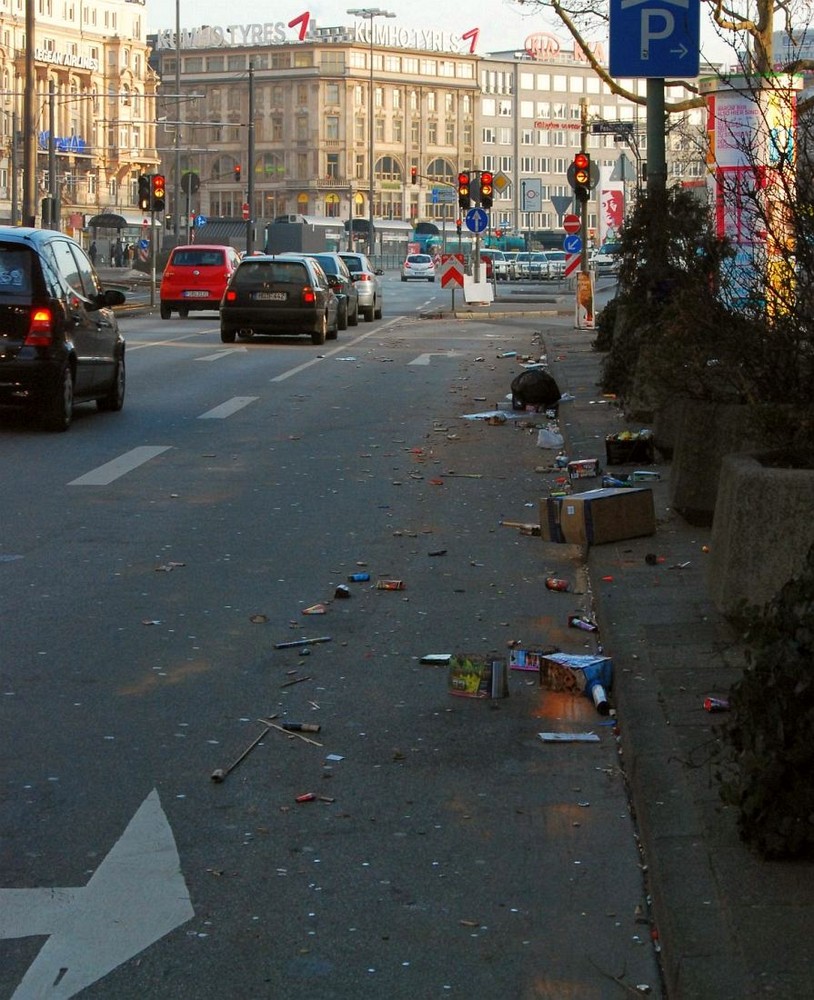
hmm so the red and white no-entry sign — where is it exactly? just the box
[563,213,580,234]
[242,203,250,220]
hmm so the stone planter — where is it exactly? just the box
[708,451,814,615]
[669,402,763,526]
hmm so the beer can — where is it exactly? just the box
[348,572,370,582]
[545,577,570,592]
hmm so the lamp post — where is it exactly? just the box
[347,8,395,261]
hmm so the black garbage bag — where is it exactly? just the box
[511,368,561,411]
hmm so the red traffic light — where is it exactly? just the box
[479,170,494,209]
[573,153,590,186]
[234,164,242,182]
[410,166,417,185]
[150,173,166,211]
[457,171,471,210]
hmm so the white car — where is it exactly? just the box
[479,249,510,281]
[543,250,568,278]
[592,242,623,272]
[401,253,436,282]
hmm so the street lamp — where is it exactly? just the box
[347,8,395,260]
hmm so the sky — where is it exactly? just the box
[145,0,735,66]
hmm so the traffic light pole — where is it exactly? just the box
[580,99,589,276]
[150,210,157,307]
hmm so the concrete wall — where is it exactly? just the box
[708,452,814,614]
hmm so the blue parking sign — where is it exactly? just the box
[609,0,700,78]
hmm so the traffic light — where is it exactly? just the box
[410,166,417,185]
[137,174,151,212]
[457,171,470,211]
[479,170,494,210]
[234,164,242,183]
[151,173,166,212]
[573,152,591,203]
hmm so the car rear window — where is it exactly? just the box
[0,247,33,296]
[340,255,365,270]
[232,260,311,287]
[408,255,431,263]
[311,256,340,275]
[171,250,225,267]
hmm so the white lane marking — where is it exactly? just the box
[0,789,193,1000]
[198,396,258,419]
[195,348,247,361]
[271,318,401,383]
[127,329,217,351]
[68,446,172,487]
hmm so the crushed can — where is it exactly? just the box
[703,696,730,713]
[545,577,570,592]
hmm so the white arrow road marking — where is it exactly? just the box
[198,396,258,419]
[0,789,194,999]
[409,352,459,366]
[194,348,248,361]
[68,446,172,486]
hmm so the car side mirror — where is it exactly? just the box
[374,268,383,275]
[94,288,126,309]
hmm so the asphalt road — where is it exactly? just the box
[0,276,660,999]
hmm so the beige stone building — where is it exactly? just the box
[0,0,159,243]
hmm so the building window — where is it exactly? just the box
[271,117,283,141]
[207,57,224,71]
[482,127,495,144]
[355,117,365,143]
[409,90,418,112]
[428,122,438,144]
[296,84,308,106]
[445,122,455,145]
[295,116,308,141]
[427,92,436,113]
[521,129,533,144]
[393,118,403,143]
[325,83,339,105]
[326,153,339,179]
[375,118,384,142]
[392,88,402,110]
[326,116,339,140]
[411,120,420,144]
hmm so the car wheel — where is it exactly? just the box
[338,302,348,331]
[374,301,383,320]
[349,304,359,327]
[429,277,435,282]
[42,364,73,432]
[221,327,236,343]
[160,302,172,320]
[363,304,374,322]
[96,355,126,412]
[401,276,407,282]
[178,306,189,318]
[312,313,327,346]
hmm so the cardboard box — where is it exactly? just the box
[567,458,600,480]
[538,496,564,543]
[448,653,507,698]
[560,487,655,545]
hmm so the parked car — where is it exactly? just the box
[528,253,551,281]
[338,251,383,322]
[401,253,436,282]
[159,244,241,319]
[219,254,339,346]
[592,242,623,272]
[543,250,568,278]
[297,252,359,330]
[480,249,509,281]
[509,251,535,280]
[0,226,126,431]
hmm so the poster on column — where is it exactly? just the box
[575,270,595,330]
[599,166,624,246]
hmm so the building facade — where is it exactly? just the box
[0,0,159,239]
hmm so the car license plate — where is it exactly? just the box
[254,291,286,301]
[183,290,209,298]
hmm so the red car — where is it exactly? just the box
[159,244,241,319]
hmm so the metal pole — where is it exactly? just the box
[645,79,667,195]
[10,110,19,225]
[22,0,36,226]
[246,63,255,254]
[368,29,374,261]
[48,82,56,229]
[174,0,182,245]
[580,98,589,274]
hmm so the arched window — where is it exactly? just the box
[257,152,285,180]
[375,155,401,182]
[426,158,455,184]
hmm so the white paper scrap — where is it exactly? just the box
[538,732,600,743]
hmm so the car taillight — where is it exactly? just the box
[24,308,54,346]
[225,289,237,302]
[356,273,371,281]
[302,286,316,304]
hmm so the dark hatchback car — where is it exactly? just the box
[299,252,359,330]
[0,227,126,431]
[220,254,339,345]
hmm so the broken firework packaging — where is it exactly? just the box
[541,652,613,716]
[545,577,570,592]
[376,579,405,590]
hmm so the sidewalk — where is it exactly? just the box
[540,319,814,999]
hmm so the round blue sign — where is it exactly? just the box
[465,208,488,234]
[194,215,207,228]
[563,233,582,254]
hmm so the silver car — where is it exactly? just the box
[338,251,383,321]
[401,253,436,282]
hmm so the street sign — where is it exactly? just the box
[521,178,542,212]
[563,213,581,234]
[440,255,465,288]
[432,187,456,204]
[609,0,701,78]
[493,170,510,193]
[564,253,581,278]
[551,194,574,221]
[563,234,582,254]
[465,207,488,234]
[194,215,207,228]
[242,202,250,220]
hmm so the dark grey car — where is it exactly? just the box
[0,227,126,431]
[220,254,339,346]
